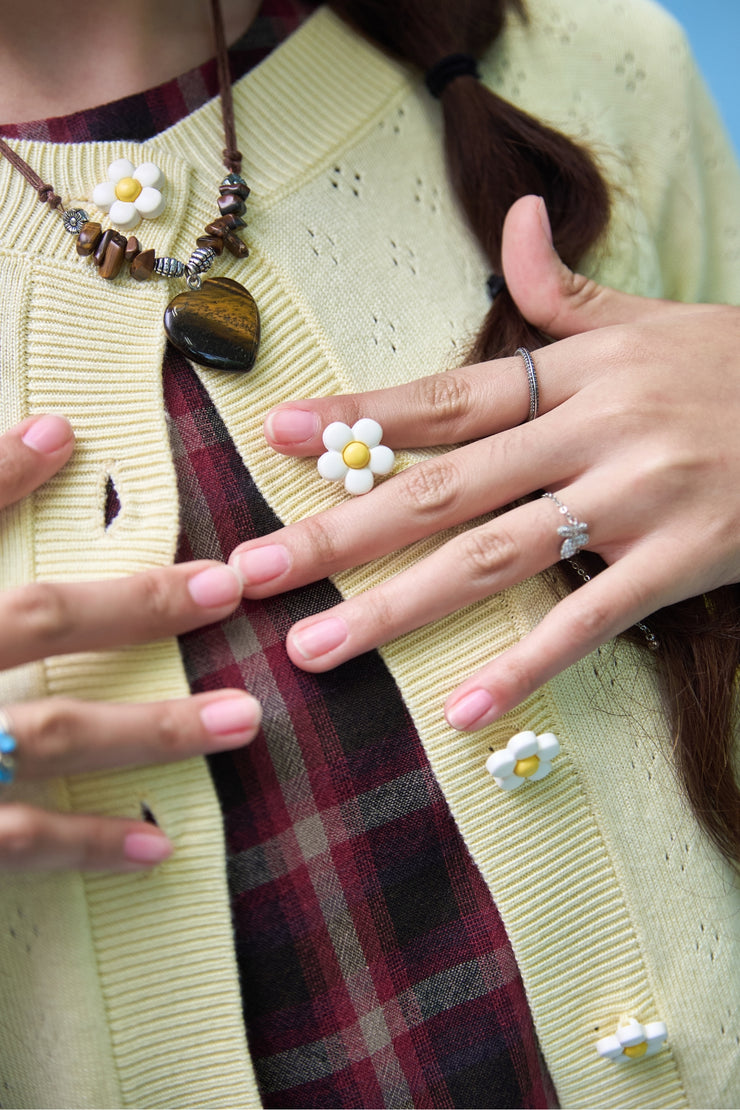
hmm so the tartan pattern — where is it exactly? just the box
[167,351,557,1110]
[4,4,557,1104]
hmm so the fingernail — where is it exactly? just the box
[291,617,347,660]
[200,694,261,737]
[445,689,496,731]
[187,565,243,608]
[21,414,73,454]
[124,832,173,865]
[265,408,319,445]
[536,196,553,244]
[232,544,290,585]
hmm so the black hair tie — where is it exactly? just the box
[486,273,506,301]
[425,53,480,98]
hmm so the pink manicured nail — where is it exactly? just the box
[200,695,261,737]
[265,408,319,445]
[124,832,173,865]
[445,689,496,731]
[291,617,347,660]
[232,544,290,585]
[21,414,73,454]
[187,565,243,608]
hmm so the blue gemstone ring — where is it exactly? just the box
[0,709,17,785]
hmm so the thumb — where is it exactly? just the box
[501,195,671,338]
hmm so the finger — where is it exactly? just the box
[6,689,261,780]
[443,549,673,731]
[0,560,244,669]
[280,496,573,673]
[0,804,174,872]
[231,417,588,596]
[0,414,74,510]
[501,195,690,337]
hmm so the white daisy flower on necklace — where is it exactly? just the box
[92,158,166,232]
[317,419,395,495]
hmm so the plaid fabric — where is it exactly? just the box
[5,5,558,1105]
[167,352,556,1110]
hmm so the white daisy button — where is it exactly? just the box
[596,1018,668,1061]
[485,730,560,790]
[317,419,395,495]
[92,159,166,231]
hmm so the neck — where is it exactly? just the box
[0,0,261,124]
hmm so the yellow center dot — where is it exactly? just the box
[513,755,540,778]
[342,441,371,469]
[623,1042,648,1059]
[115,176,142,202]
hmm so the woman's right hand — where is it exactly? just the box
[0,414,261,872]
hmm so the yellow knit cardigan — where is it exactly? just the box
[0,2,739,1107]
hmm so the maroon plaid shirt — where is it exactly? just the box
[4,5,557,1106]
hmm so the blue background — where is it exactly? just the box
[656,0,739,156]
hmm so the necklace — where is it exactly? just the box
[0,0,260,373]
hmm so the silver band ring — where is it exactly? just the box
[542,491,590,559]
[0,708,17,785]
[516,346,539,422]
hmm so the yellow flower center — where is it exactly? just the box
[514,755,540,778]
[115,176,142,202]
[342,441,371,469]
[623,1042,648,1059]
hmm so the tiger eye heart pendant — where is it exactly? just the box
[164,276,260,372]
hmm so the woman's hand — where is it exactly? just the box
[0,414,261,871]
[228,194,740,730]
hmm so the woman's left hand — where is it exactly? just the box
[229,195,740,732]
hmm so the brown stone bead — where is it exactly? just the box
[206,214,245,235]
[125,236,141,262]
[98,233,127,280]
[93,228,124,267]
[223,231,249,259]
[76,221,102,256]
[217,194,246,217]
[219,180,249,200]
[196,235,225,255]
[130,248,156,281]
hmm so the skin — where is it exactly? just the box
[228,195,740,730]
[0,415,262,871]
[0,0,261,122]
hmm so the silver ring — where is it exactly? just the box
[542,491,590,559]
[0,708,17,785]
[516,346,539,422]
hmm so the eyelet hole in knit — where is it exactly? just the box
[104,475,121,528]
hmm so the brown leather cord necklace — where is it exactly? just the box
[0,0,260,373]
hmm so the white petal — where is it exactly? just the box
[537,732,560,760]
[108,200,141,231]
[595,1035,623,1060]
[92,181,117,210]
[369,445,395,475]
[108,157,135,182]
[617,1020,645,1048]
[322,421,353,451]
[495,774,523,791]
[344,468,374,495]
[317,451,347,481]
[134,186,165,219]
[351,418,383,447]
[485,751,516,778]
[134,162,165,189]
[644,1022,668,1055]
[508,730,538,759]
[528,760,552,781]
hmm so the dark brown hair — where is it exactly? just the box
[331,0,740,866]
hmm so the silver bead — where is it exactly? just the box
[153,256,186,278]
[62,208,89,234]
[185,246,216,275]
[221,172,246,189]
